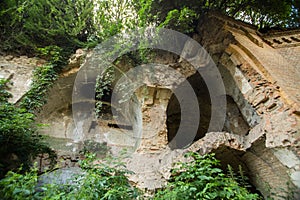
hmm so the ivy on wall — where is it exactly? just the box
[19,65,57,113]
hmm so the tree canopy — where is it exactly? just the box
[144,0,300,33]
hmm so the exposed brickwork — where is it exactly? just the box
[196,13,300,199]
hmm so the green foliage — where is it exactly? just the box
[19,65,57,113]
[0,0,94,53]
[1,0,298,55]
[0,0,141,54]
[0,79,56,178]
[37,45,66,68]
[0,79,12,103]
[154,152,260,200]
[145,0,300,30]
[0,151,265,200]
[232,0,295,29]
[159,7,199,34]
[93,0,138,41]
[0,153,141,200]
[135,0,155,27]
[68,153,140,200]
[0,167,39,200]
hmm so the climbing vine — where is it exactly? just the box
[95,66,115,118]
[19,65,57,113]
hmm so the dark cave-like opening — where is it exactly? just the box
[96,88,113,120]
[166,72,212,149]
[166,74,250,149]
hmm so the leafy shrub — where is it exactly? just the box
[0,79,56,178]
[159,7,199,34]
[154,152,261,200]
[0,167,39,199]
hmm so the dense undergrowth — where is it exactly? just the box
[0,152,261,200]
[154,152,260,200]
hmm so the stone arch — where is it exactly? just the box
[165,66,253,149]
[211,138,295,198]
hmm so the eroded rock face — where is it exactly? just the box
[0,55,44,103]
[32,13,300,199]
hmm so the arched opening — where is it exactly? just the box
[211,146,262,195]
[166,72,211,149]
[166,75,251,149]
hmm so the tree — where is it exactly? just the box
[0,0,95,54]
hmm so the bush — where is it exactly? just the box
[0,167,39,200]
[154,152,261,200]
[0,79,56,178]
